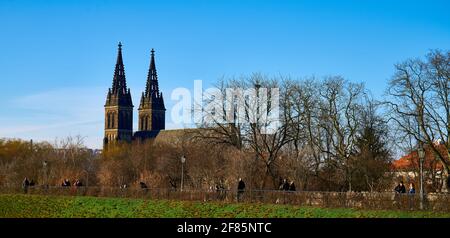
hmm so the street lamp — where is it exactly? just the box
[180,155,186,192]
[42,161,48,187]
[417,145,425,210]
[82,169,89,187]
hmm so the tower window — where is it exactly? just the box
[111,113,116,128]
[144,116,149,131]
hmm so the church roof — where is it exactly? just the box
[133,129,200,145]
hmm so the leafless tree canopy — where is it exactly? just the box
[191,74,393,191]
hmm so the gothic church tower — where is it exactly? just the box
[137,49,166,137]
[104,42,133,147]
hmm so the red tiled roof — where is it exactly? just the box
[392,144,448,171]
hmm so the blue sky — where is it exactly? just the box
[0,0,449,148]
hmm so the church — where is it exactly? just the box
[103,42,166,147]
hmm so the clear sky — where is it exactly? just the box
[0,0,449,148]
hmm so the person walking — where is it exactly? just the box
[22,177,30,194]
[278,177,284,190]
[289,181,296,192]
[74,179,83,187]
[408,182,416,210]
[400,181,406,193]
[394,182,401,194]
[279,179,290,204]
[394,181,406,194]
[61,179,71,187]
[282,179,290,191]
[408,183,416,194]
[139,181,148,189]
[140,181,149,197]
[394,181,406,208]
[237,178,245,202]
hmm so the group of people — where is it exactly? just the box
[61,179,83,187]
[279,178,296,192]
[22,177,36,188]
[119,182,147,189]
[235,177,298,202]
[23,177,85,189]
[394,181,415,194]
[394,181,418,209]
[22,177,36,193]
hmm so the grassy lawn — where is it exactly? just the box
[0,194,449,218]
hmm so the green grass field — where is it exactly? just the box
[0,194,449,218]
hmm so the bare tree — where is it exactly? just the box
[193,74,289,189]
[313,77,366,191]
[386,50,450,192]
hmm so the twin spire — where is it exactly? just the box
[107,42,164,110]
[104,42,166,145]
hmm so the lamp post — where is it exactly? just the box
[180,155,186,192]
[417,145,425,210]
[82,169,89,187]
[42,161,48,189]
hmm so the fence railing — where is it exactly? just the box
[1,186,449,212]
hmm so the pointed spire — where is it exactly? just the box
[112,42,127,94]
[145,48,159,97]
